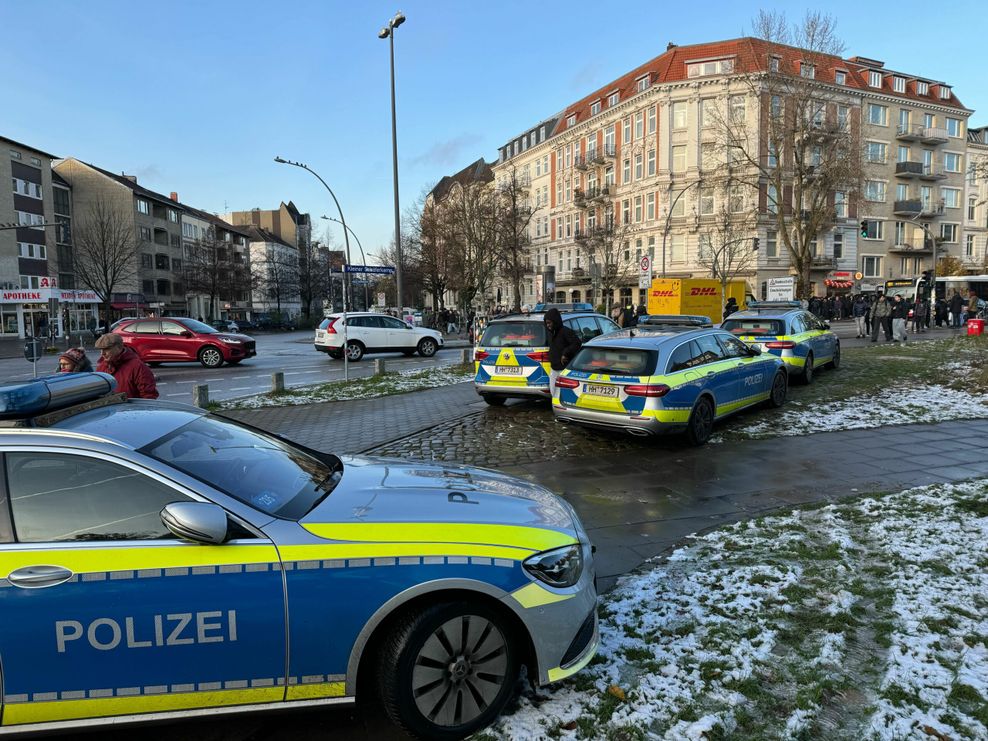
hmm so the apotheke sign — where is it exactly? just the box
[1,288,100,304]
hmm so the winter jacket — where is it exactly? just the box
[96,346,159,399]
[890,300,910,320]
[871,298,891,319]
[545,308,582,371]
[852,300,867,318]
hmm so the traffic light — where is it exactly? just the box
[860,220,869,238]
[752,237,760,251]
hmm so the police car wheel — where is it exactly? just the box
[768,371,788,408]
[418,338,438,357]
[198,346,224,368]
[686,397,714,446]
[801,354,814,385]
[828,344,841,370]
[378,601,518,740]
[482,394,506,406]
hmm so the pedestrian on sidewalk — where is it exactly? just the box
[852,295,867,337]
[911,299,928,334]
[545,308,581,392]
[950,291,964,328]
[57,347,93,373]
[891,294,909,342]
[870,293,892,342]
[95,333,158,399]
[935,297,948,328]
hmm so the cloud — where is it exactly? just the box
[409,134,483,168]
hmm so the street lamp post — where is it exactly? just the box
[322,215,369,310]
[274,156,353,381]
[379,11,406,312]
[661,179,703,277]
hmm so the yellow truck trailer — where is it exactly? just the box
[646,279,748,324]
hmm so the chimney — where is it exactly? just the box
[121,173,138,183]
[667,42,677,51]
[170,192,179,202]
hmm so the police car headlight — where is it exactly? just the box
[523,544,583,588]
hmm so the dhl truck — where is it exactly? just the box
[646,279,749,324]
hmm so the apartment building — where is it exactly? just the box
[181,207,253,322]
[492,38,973,302]
[965,127,988,271]
[54,159,187,316]
[247,226,301,319]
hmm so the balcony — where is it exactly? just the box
[918,166,946,182]
[810,256,837,270]
[889,241,933,254]
[574,188,587,206]
[572,267,586,278]
[893,199,923,216]
[801,119,841,139]
[920,127,949,144]
[895,161,924,179]
[574,154,590,171]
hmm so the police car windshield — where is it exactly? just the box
[568,347,655,376]
[480,322,547,347]
[721,318,786,337]
[142,416,341,519]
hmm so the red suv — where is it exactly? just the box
[113,317,256,368]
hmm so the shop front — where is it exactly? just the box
[0,288,101,339]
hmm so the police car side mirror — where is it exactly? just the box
[161,502,229,545]
[748,345,762,356]
[823,322,831,330]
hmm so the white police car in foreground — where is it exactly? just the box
[0,373,597,739]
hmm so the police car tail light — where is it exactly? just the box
[554,376,580,389]
[624,383,670,398]
[523,544,583,588]
[526,351,549,362]
[474,350,490,361]
[0,372,117,420]
[765,340,796,349]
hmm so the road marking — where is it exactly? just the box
[232,376,250,380]
[229,387,253,392]
[166,393,187,398]
[175,380,197,384]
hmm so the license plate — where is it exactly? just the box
[584,383,618,398]
[495,365,523,375]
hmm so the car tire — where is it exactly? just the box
[482,395,506,406]
[345,341,364,362]
[801,353,814,385]
[768,371,788,408]
[685,397,715,446]
[402,350,415,357]
[327,350,343,360]
[417,337,438,357]
[147,361,162,367]
[828,343,841,370]
[227,359,242,366]
[198,346,224,368]
[377,601,518,741]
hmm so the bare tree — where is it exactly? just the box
[441,181,503,312]
[696,186,759,300]
[575,212,636,312]
[496,167,538,312]
[709,10,864,298]
[72,195,139,322]
[255,248,299,320]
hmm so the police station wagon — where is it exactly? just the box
[552,318,788,445]
[0,373,597,739]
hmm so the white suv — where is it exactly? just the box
[314,312,444,361]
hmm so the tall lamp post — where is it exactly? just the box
[379,10,406,312]
[274,156,353,380]
[322,215,369,310]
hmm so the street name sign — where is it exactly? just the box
[344,265,396,275]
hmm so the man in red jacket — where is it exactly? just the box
[94,332,159,399]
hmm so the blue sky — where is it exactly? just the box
[2,0,985,257]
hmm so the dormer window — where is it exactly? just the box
[800,62,815,79]
[940,85,951,100]
[636,76,649,93]
[917,81,929,95]
[869,70,882,88]
[893,76,905,93]
[566,114,576,128]
[686,58,734,78]
[608,92,620,107]
[835,70,846,85]
[769,55,780,73]
[590,100,601,116]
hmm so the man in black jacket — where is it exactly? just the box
[544,308,582,391]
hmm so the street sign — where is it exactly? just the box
[377,292,386,306]
[24,339,42,363]
[344,265,396,275]
[638,255,653,289]
[767,277,796,301]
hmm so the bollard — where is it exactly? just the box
[192,384,209,408]
[461,348,472,364]
[374,358,387,376]
[271,371,285,392]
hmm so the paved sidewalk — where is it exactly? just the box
[221,381,486,452]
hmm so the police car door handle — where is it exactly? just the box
[7,564,74,589]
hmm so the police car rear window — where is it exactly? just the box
[721,319,786,337]
[480,322,547,348]
[568,347,656,376]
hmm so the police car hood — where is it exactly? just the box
[298,455,581,546]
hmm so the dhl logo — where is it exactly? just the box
[689,287,718,296]
[652,290,675,297]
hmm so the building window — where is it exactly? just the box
[155,254,170,269]
[622,199,631,225]
[729,95,745,122]
[944,152,962,172]
[634,111,644,139]
[700,98,716,128]
[646,193,655,220]
[20,275,41,289]
[672,102,687,129]
[767,140,778,168]
[669,234,684,262]
[969,197,977,221]
[140,253,152,269]
[156,279,170,296]
[862,256,883,277]
[167,208,178,223]
[647,106,656,135]
[769,56,780,73]
[11,178,42,198]
[893,76,906,93]
[9,149,22,160]
[566,115,576,128]
[835,191,848,219]
[917,81,929,96]
[701,142,716,171]
[800,62,815,79]
[867,104,888,126]
[700,187,714,215]
[634,196,643,222]
[636,76,649,93]
[966,234,975,257]
[945,118,961,139]
[608,92,620,107]
[864,181,887,202]
[172,257,182,271]
[623,159,631,183]
[896,183,908,202]
[767,185,779,214]
[942,188,960,208]
[634,153,643,180]
[604,166,614,186]
[671,145,686,173]
[940,86,951,100]
[897,145,909,163]
[765,230,778,257]
[623,117,631,144]
[835,70,846,85]
[686,58,734,78]
[940,223,958,243]
[17,242,46,259]
[590,100,601,116]
[862,220,884,240]
[866,142,887,164]
[770,95,783,118]
[868,70,882,88]
[137,199,150,215]
[647,149,656,176]
[16,211,44,229]
[833,232,844,259]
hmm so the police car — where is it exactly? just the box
[720,301,840,384]
[0,373,597,738]
[474,309,619,405]
[552,316,788,445]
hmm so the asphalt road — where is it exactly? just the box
[0,331,469,402]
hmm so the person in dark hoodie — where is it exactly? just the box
[544,308,582,391]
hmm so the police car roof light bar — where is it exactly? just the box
[0,372,117,420]
[746,301,802,309]
[639,314,713,327]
